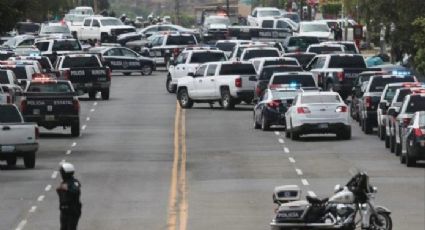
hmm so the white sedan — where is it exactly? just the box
[285,92,351,140]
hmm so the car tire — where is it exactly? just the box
[100,33,108,43]
[177,88,193,109]
[88,91,96,100]
[405,147,417,167]
[378,125,385,140]
[364,118,373,134]
[291,130,300,140]
[141,64,153,76]
[166,76,176,93]
[395,142,401,156]
[6,157,17,167]
[221,88,235,110]
[253,113,260,129]
[285,129,290,138]
[71,120,80,137]
[338,126,351,140]
[385,133,390,148]
[23,152,36,169]
[123,72,132,76]
[400,151,406,164]
[390,135,395,153]
[101,89,110,100]
[261,115,270,131]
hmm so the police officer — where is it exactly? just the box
[57,163,82,230]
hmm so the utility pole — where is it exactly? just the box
[226,0,230,16]
[175,0,180,25]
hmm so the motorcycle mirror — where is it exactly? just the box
[334,184,342,193]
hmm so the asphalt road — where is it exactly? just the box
[0,71,424,230]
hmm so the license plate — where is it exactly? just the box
[318,123,329,129]
[47,105,53,112]
[277,212,300,218]
[1,146,15,153]
[33,109,40,115]
[85,83,93,87]
[45,115,55,121]
[98,78,106,81]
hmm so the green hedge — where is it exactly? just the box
[321,3,342,17]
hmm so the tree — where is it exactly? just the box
[412,17,425,74]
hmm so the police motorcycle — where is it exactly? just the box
[270,171,392,230]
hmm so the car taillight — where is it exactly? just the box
[337,72,345,82]
[413,128,424,137]
[297,107,310,114]
[267,100,281,109]
[402,118,411,127]
[107,68,112,81]
[235,77,242,88]
[20,99,27,113]
[73,99,80,111]
[336,105,347,113]
[63,70,70,80]
[35,127,39,139]
[364,96,372,109]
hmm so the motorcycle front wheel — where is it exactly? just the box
[369,212,392,230]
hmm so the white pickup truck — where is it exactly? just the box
[166,49,227,93]
[176,61,257,110]
[0,104,39,168]
[77,16,136,42]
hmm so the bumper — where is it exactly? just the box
[264,108,286,126]
[235,91,254,100]
[293,122,350,134]
[408,139,425,159]
[24,115,79,128]
[73,82,110,92]
[0,143,39,158]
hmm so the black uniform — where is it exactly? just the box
[57,177,82,230]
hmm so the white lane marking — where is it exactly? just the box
[288,157,296,163]
[86,117,90,121]
[45,185,52,192]
[37,195,45,202]
[274,131,280,135]
[90,108,95,112]
[66,150,72,155]
[81,125,87,130]
[93,102,98,106]
[301,179,309,186]
[308,191,317,197]
[51,171,58,179]
[71,142,77,147]
[278,138,284,144]
[29,206,37,213]
[295,168,303,176]
[284,147,290,153]
[15,220,27,230]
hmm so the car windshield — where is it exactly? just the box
[258,10,281,17]
[100,19,123,26]
[287,37,319,48]
[28,82,72,93]
[370,77,415,92]
[342,43,358,53]
[216,42,236,52]
[396,89,413,102]
[16,23,40,34]
[242,49,279,60]
[301,23,329,32]
[272,90,299,99]
[52,40,82,51]
[166,35,196,45]
[62,56,101,68]
[308,46,343,54]
[0,106,22,123]
[11,67,27,80]
[283,13,300,23]
[271,74,316,86]
[0,71,9,84]
[189,52,226,63]
[328,56,366,68]
[301,95,341,103]
[284,54,315,67]
[40,26,70,34]
[406,97,425,113]
[264,59,299,67]
[419,113,425,126]
[205,17,230,25]
[219,64,256,75]
[66,14,86,23]
[260,66,303,80]
[384,86,401,101]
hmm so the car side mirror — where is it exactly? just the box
[379,102,388,110]
[188,72,194,77]
[249,76,256,81]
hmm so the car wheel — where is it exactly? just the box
[385,133,390,148]
[88,91,96,100]
[101,89,110,100]
[177,88,193,109]
[285,129,290,138]
[291,130,300,140]
[364,118,373,134]
[261,115,270,131]
[123,72,132,76]
[166,76,176,93]
[100,33,108,43]
[253,113,260,129]
[390,135,395,153]
[23,152,36,169]
[400,150,406,164]
[338,126,351,140]
[405,147,417,167]
[395,142,402,156]
[71,120,80,137]
[6,157,17,167]
[379,125,385,140]
[141,65,153,75]
[221,88,235,110]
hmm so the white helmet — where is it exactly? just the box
[60,162,75,173]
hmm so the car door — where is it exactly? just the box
[256,90,269,123]
[120,48,142,72]
[173,52,189,78]
[80,18,92,40]
[201,64,218,98]
[191,64,207,98]
[103,48,125,71]
[91,19,101,40]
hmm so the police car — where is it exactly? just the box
[90,46,156,76]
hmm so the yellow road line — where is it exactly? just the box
[167,102,180,230]
[179,109,188,230]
